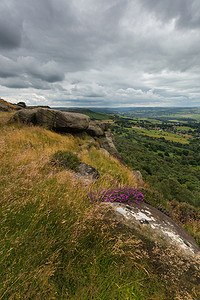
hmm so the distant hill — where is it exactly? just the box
[52,106,200,122]
[52,107,114,121]
[93,107,200,121]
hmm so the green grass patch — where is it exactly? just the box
[132,127,191,143]
[51,150,81,171]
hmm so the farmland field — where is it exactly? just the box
[132,127,192,144]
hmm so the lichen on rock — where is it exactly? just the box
[106,201,200,260]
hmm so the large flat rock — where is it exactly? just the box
[105,201,200,259]
[11,108,90,132]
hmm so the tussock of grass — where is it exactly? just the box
[0,118,200,299]
[51,150,81,171]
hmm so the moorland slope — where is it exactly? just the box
[0,101,200,299]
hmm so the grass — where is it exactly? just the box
[183,221,200,248]
[0,112,200,299]
[51,150,81,171]
[0,111,15,124]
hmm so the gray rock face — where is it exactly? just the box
[86,121,110,137]
[99,148,110,158]
[99,130,120,158]
[0,99,20,111]
[132,171,144,187]
[36,109,90,132]
[77,162,100,180]
[93,121,110,131]
[0,103,9,111]
[106,201,200,259]
[12,108,38,123]
[86,123,105,136]
[11,108,90,132]
[17,102,26,108]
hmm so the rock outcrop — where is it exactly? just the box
[11,108,90,132]
[17,102,26,108]
[86,123,104,137]
[73,162,100,186]
[106,201,200,260]
[0,103,10,112]
[99,130,120,158]
[9,103,120,158]
[77,162,100,180]
[11,107,120,157]
[0,98,51,111]
[132,170,144,187]
[12,108,38,123]
[99,148,110,158]
[0,99,19,111]
[86,121,110,137]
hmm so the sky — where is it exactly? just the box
[0,0,200,107]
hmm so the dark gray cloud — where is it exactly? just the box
[0,78,29,89]
[25,59,65,83]
[0,3,22,49]
[0,22,21,49]
[0,0,200,107]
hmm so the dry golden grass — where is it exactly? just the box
[184,220,200,247]
[0,110,15,124]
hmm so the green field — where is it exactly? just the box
[177,126,195,131]
[132,127,192,144]
[165,113,200,121]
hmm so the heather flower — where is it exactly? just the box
[89,185,144,205]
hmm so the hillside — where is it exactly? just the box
[0,108,200,299]
[0,98,19,111]
[91,107,200,122]
[53,107,114,121]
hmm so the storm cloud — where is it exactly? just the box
[0,0,200,107]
